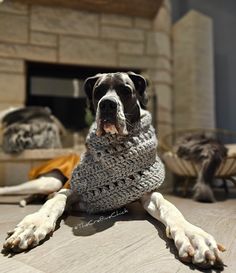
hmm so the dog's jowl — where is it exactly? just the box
[3,72,225,269]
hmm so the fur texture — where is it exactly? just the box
[174,133,228,202]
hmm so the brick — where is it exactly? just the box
[30,32,57,47]
[153,6,171,33]
[0,0,28,15]
[0,103,23,112]
[101,26,144,41]
[118,42,144,55]
[31,6,99,37]
[152,57,172,70]
[101,14,132,27]
[146,31,171,58]
[134,17,152,29]
[163,0,172,14]
[158,108,172,124]
[59,36,117,66]
[4,163,31,186]
[0,73,25,103]
[0,43,57,62]
[119,55,172,70]
[119,55,153,69]
[0,58,24,73]
[157,123,172,138]
[154,83,172,110]
[148,69,172,85]
[0,13,28,43]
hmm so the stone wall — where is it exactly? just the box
[0,0,173,186]
[172,10,215,130]
[0,0,173,136]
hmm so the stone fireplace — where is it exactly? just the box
[0,0,173,138]
[0,0,173,187]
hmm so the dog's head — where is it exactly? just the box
[84,72,148,136]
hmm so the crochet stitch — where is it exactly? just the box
[70,110,165,213]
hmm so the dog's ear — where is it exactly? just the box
[127,72,148,108]
[83,74,101,115]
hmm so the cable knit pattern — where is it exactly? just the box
[70,110,165,213]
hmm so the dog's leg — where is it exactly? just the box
[3,188,71,252]
[0,171,64,195]
[141,192,225,268]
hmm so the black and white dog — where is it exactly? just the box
[3,72,225,268]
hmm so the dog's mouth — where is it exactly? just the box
[96,120,119,136]
[103,122,119,134]
[95,95,129,137]
[96,119,127,137]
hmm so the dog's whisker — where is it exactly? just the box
[125,120,134,128]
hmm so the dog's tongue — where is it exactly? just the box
[103,123,118,135]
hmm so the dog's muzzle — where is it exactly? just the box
[97,97,119,135]
[99,97,117,118]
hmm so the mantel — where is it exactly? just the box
[19,0,164,18]
[0,147,85,162]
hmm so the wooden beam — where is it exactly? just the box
[19,0,163,18]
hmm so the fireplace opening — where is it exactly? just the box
[26,62,139,132]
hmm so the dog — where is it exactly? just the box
[175,133,228,202]
[3,72,225,268]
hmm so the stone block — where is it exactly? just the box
[154,83,172,110]
[101,14,132,27]
[30,31,57,47]
[0,102,23,112]
[118,42,144,55]
[151,57,172,71]
[101,26,144,41]
[59,36,117,66]
[134,17,152,29]
[119,55,171,70]
[4,162,31,186]
[153,6,171,33]
[119,55,153,69]
[163,0,172,14]
[157,123,172,139]
[0,73,25,103]
[173,11,215,129]
[148,69,172,85]
[0,0,28,15]
[0,13,28,43]
[31,6,99,37]
[0,43,57,62]
[0,58,24,73]
[158,107,172,124]
[146,31,171,58]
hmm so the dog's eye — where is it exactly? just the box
[94,86,106,100]
[117,85,132,97]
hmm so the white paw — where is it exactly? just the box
[167,221,226,268]
[3,212,55,252]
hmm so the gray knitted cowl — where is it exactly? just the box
[70,110,165,214]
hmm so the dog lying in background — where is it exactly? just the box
[175,134,228,202]
[2,72,225,269]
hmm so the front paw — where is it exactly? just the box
[3,212,55,252]
[167,222,226,268]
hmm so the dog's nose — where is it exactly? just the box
[99,98,117,113]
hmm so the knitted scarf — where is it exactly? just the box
[70,110,165,214]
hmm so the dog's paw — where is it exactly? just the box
[3,212,55,252]
[167,221,226,269]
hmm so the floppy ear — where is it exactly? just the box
[127,72,148,108]
[83,74,101,115]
